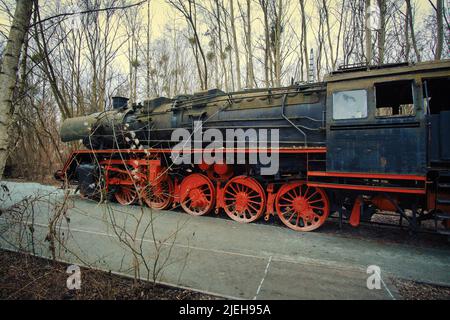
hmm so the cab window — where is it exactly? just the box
[333,89,368,120]
[375,80,414,117]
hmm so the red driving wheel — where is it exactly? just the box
[115,185,138,205]
[141,177,173,210]
[275,182,329,231]
[114,173,137,205]
[223,176,266,223]
[180,174,215,216]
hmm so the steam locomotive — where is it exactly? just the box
[56,60,450,234]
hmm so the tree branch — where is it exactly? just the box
[29,0,147,28]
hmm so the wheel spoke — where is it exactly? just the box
[247,199,262,206]
[298,186,304,198]
[287,211,296,222]
[307,191,319,201]
[280,196,293,203]
[286,191,296,200]
[308,198,323,205]
[295,213,300,226]
[247,203,259,212]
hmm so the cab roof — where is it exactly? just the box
[324,59,450,83]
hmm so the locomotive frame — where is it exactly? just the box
[56,60,450,235]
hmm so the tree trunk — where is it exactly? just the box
[222,10,235,91]
[406,0,421,62]
[322,0,335,70]
[0,0,33,178]
[435,0,444,60]
[365,0,372,65]
[146,0,152,99]
[216,0,229,91]
[377,0,386,64]
[260,0,270,87]
[34,5,71,119]
[190,1,208,89]
[300,0,309,82]
[273,0,283,87]
[405,1,410,61]
[246,0,256,88]
[230,0,241,90]
[334,0,346,70]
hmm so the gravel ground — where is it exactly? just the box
[391,278,450,300]
[0,249,216,300]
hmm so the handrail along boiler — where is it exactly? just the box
[56,60,450,234]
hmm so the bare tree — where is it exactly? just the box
[434,0,444,60]
[167,0,208,90]
[377,0,387,64]
[0,0,33,178]
[259,0,272,87]
[299,0,309,80]
[365,0,373,64]
[146,0,151,99]
[238,0,256,89]
[270,0,285,87]
[322,0,335,70]
[229,0,241,90]
[215,0,229,91]
[312,1,326,79]
[33,4,72,119]
[124,3,143,103]
[405,0,421,62]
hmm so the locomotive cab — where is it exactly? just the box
[325,60,450,175]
